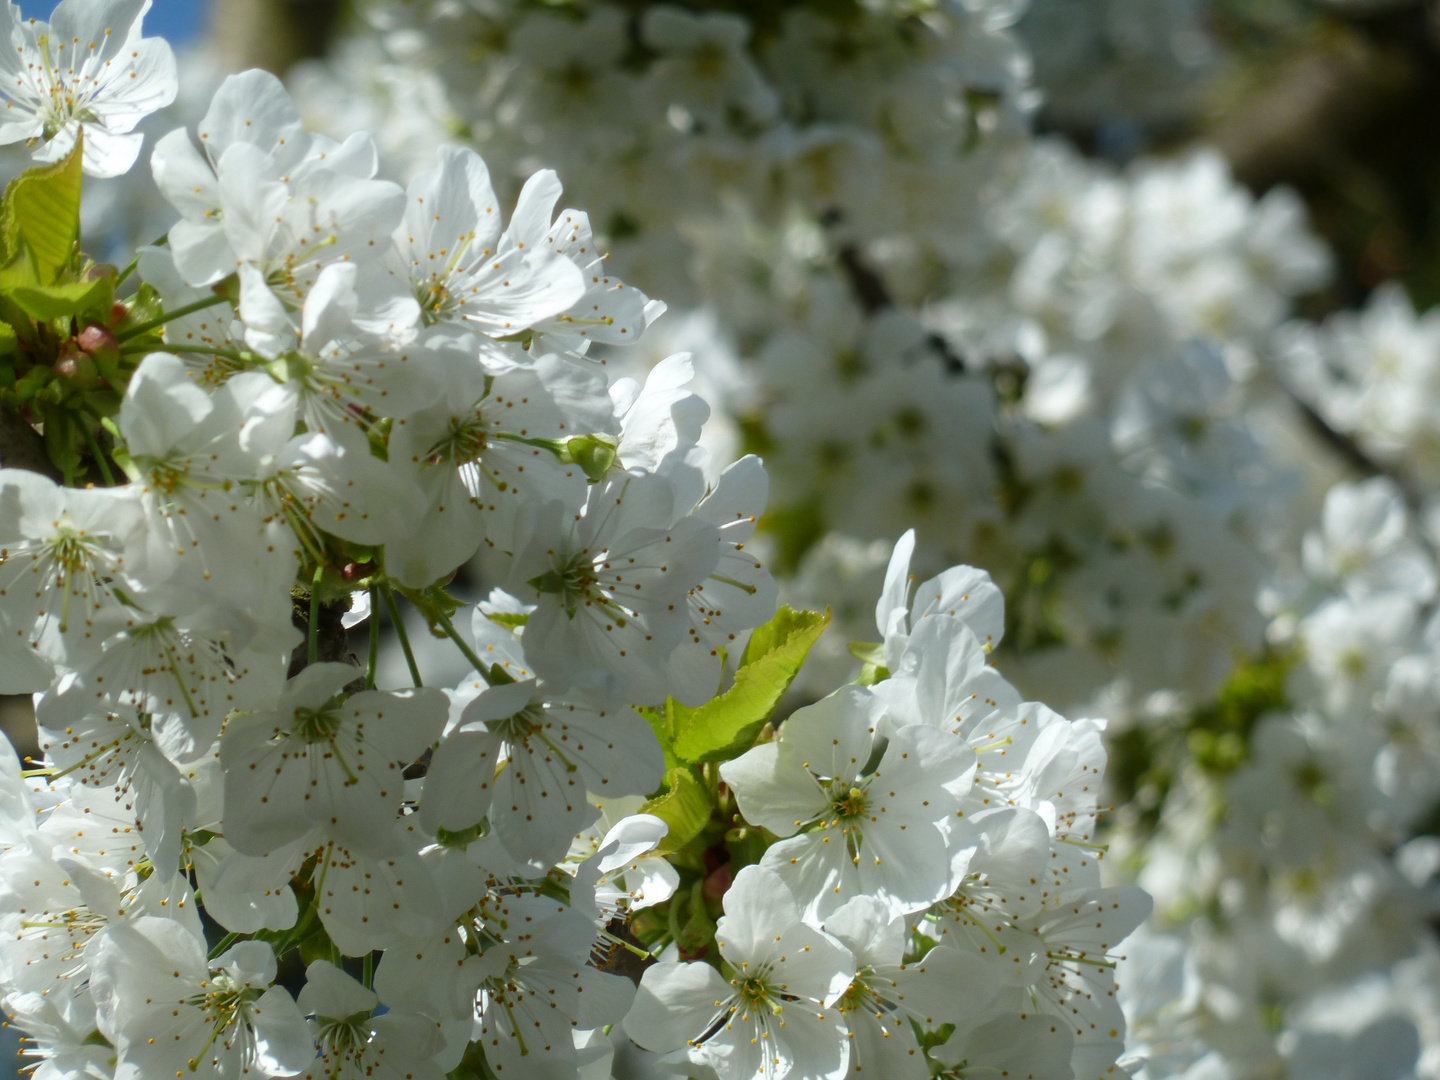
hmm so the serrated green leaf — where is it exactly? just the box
[741,605,830,668]
[639,768,713,856]
[669,606,830,765]
[3,137,84,282]
[7,277,114,323]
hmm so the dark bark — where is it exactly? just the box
[0,403,61,481]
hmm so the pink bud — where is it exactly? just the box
[78,324,118,357]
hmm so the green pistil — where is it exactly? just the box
[835,977,871,1014]
[291,699,346,743]
[317,1015,368,1057]
[426,414,488,467]
[736,976,771,1007]
[497,704,544,741]
[830,784,868,821]
[182,982,262,1070]
[528,558,601,619]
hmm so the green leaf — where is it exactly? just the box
[7,277,114,323]
[847,639,890,685]
[2,136,84,283]
[741,605,830,668]
[636,704,682,772]
[638,768,713,856]
[669,606,830,764]
[0,321,15,358]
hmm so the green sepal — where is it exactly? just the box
[435,820,489,849]
[564,433,618,481]
[848,640,884,665]
[667,605,830,764]
[112,281,164,346]
[485,611,529,630]
[639,767,713,856]
[395,582,463,639]
[448,1041,500,1080]
[848,639,890,685]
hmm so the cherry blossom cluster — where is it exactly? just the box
[295,0,1332,715]
[0,3,1152,1080]
[626,531,1150,1080]
[281,2,1440,1077]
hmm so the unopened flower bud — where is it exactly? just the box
[78,324,119,359]
[52,345,98,385]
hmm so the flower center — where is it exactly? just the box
[494,703,545,741]
[828,783,869,822]
[291,698,346,742]
[528,555,604,619]
[736,975,771,1006]
[426,412,489,468]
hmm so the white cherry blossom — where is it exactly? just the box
[0,0,177,176]
[624,865,855,1080]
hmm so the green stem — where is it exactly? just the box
[366,586,379,691]
[426,589,490,676]
[116,233,168,290]
[362,951,374,990]
[381,586,423,688]
[207,931,241,961]
[308,565,324,667]
[115,255,142,292]
[116,293,230,344]
[80,420,115,486]
[119,343,245,361]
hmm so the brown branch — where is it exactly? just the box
[835,244,968,373]
[1280,380,1439,568]
[0,403,61,481]
[287,588,363,683]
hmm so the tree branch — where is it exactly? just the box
[0,404,61,481]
